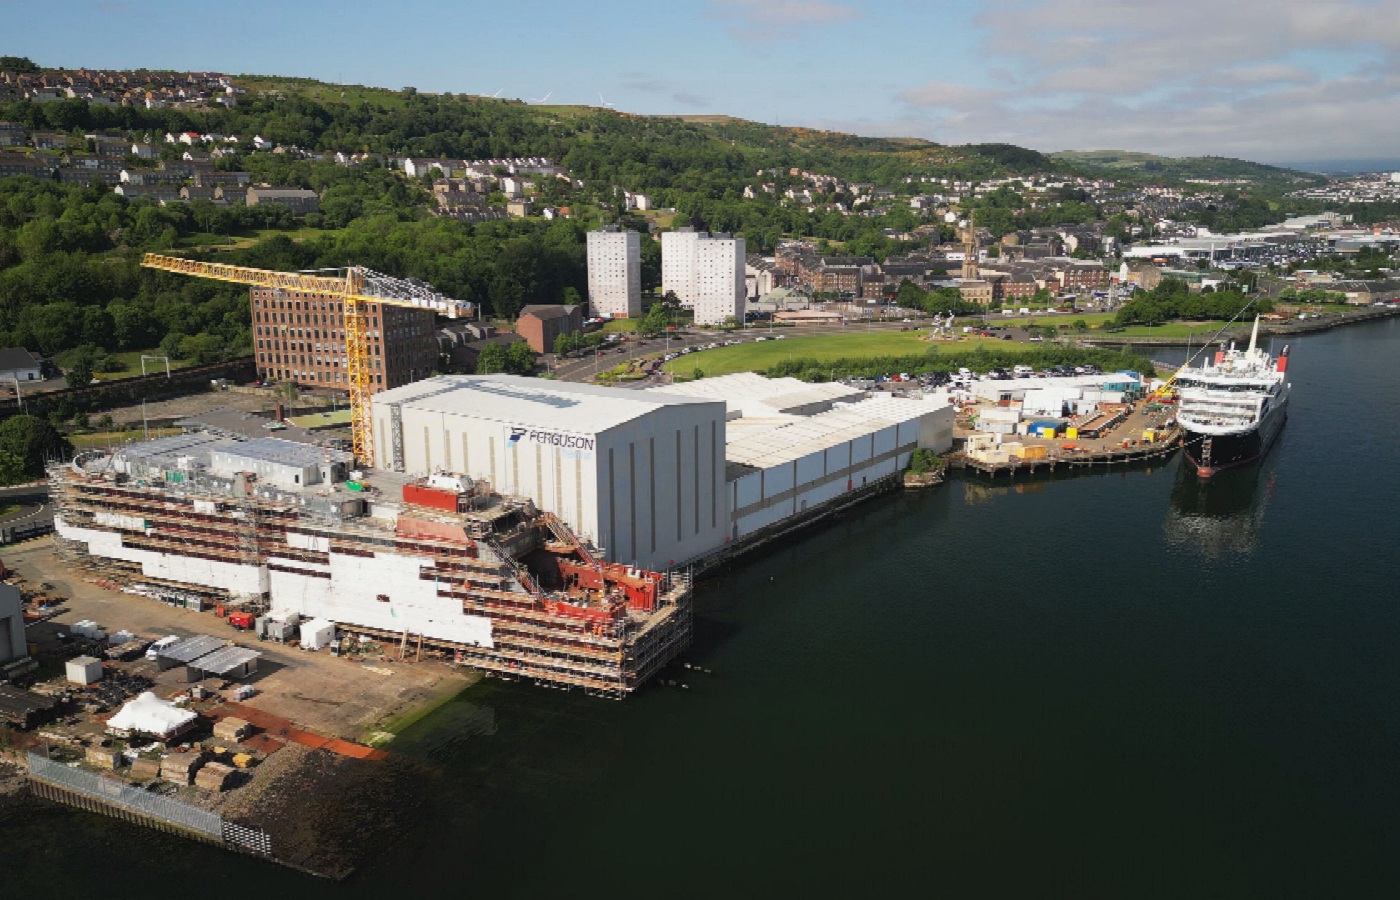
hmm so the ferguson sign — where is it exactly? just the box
[506,426,596,452]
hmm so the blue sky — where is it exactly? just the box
[8,0,1400,163]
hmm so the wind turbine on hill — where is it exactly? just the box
[598,92,615,109]
[530,91,553,104]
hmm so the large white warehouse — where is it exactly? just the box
[647,374,953,541]
[371,375,729,569]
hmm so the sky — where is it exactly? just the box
[8,0,1400,165]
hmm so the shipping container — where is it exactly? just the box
[403,482,461,512]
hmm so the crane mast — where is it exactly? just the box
[140,253,470,465]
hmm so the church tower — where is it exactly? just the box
[960,219,980,281]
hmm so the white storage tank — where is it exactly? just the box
[66,655,103,685]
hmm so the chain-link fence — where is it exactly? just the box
[28,751,223,840]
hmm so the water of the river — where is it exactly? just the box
[4,319,1399,898]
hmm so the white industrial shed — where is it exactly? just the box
[648,375,953,542]
[371,375,730,570]
[648,371,867,418]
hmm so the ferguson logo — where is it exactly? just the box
[507,427,594,451]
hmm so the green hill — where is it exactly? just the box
[1052,150,1324,189]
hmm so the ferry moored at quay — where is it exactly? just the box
[1176,317,1291,479]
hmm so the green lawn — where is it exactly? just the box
[216,226,341,250]
[990,311,1116,328]
[288,409,351,429]
[94,350,198,380]
[601,319,639,333]
[71,427,182,449]
[1102,320,1230,338]
[177,233,239,249]
[52,348,199,381]
[662,332,1031,376]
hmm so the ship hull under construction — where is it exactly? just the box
[49,441,692,697]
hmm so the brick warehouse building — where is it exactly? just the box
[251,288,438,390]
[515,304,583,354]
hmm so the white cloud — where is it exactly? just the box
[899,81,1006,108]
[710,0,860,41]
[882,0,1400,160]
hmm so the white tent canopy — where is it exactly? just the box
[106,691,197,738]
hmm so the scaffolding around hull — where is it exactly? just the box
[49,461,692,696]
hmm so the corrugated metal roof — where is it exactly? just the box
[724,398,940,468]
[648,373,866,416]
[373,374,722,434]
[158,634,227,664]
[189,645,260,675]
[113,432,231,471]
[212,437,351,468]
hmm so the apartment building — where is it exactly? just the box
[663,229,745,325]
[587,227,642,318]
[251,289,437,390]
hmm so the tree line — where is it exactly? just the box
[1113,278,1273,326]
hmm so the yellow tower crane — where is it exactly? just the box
[140,253,471,465]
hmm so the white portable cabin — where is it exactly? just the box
[300,618,335,651]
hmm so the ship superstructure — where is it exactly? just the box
[50,434,691,696]
[1175,317,1290,478]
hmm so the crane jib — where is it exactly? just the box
[137,253,469,465]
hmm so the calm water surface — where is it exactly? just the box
[4,318,1399,898]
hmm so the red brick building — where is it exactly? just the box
[516,304,583,354]
[251,288,437,391]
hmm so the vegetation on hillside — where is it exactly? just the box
[1051,150,1325,191]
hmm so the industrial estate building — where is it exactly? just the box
[662,228,746,325]
[372,373,951,560]
[646,374,953,540]
[371,375,730,570]
[251,289,438,390]
[586,227,641,318]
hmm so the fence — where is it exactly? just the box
[0,357,257,422]
[26,751,272,856]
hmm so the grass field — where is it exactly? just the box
[1103,320,1230,338]
[215,226,341,250]
[51,348,199,382]
[601,319,639,333]
[662,332,1032,376]
[989,312,1116,328]
[70,427,182,449]
[288,409,351,429]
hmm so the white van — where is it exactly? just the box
[146,634,179,661]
